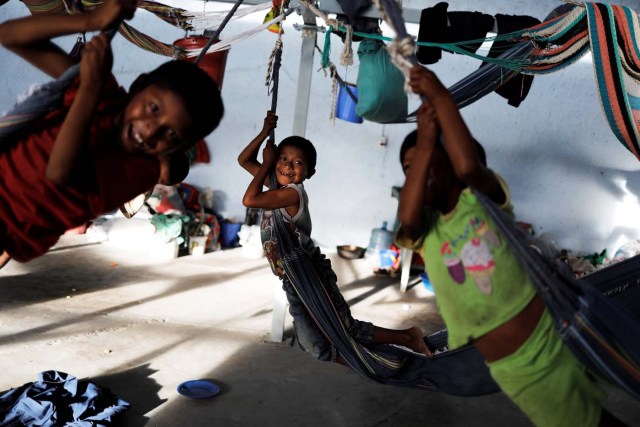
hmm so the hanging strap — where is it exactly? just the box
[264,1,287,143]
[370,0,417,92]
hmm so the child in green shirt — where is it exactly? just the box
[397,65,622,427]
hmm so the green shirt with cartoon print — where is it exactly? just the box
[397,173,537,349]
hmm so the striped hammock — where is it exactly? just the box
[584,3,640,160]
[515,3,640,160]
[17,0,273,57]
[383,2,640,161]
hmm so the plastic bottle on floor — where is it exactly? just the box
[366,221,393,269]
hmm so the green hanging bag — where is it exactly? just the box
[356,38,408,123]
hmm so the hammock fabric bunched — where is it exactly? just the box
[0,64,80,141]
[0,25,116,141]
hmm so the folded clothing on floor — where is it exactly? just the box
[0,370,129,426]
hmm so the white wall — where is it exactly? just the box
[2,0,640,257]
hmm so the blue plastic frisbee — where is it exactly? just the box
[177,380,220,399]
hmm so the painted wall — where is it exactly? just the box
[2,0,639,257]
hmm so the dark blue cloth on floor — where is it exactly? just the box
[0,371,129,426]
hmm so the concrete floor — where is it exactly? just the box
[0,241,638,426]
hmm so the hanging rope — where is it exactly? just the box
[312,44,357,125]
[340,24,354,66]
[264,1,287,142]
[295,0,360,123]
[370,0,417,91]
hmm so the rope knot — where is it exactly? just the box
[387,36,415,93]
[396,36,415,57]
[326,19,339,29]
[387,38,414,72]
[340,25,354,66]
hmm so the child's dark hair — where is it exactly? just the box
[278,136,317,172]
[129,60,224,148]
[399,130,487,166]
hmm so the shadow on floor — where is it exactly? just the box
[90,363,166,426]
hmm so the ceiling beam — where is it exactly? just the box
[211,0,423,24]
[312,0,422,24]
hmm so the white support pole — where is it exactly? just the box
[291,5,317,136]
[270,276,289,342]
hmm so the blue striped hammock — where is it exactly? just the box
[473,188,640,400]
[269,196,499,396]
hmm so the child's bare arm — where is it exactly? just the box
[238,111,277,179]
[409,65,505,204]
[0,0,135,78]
[398,101,439,239]
[46,33,111,186]
[242,139,299,210]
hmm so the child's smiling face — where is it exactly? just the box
[119,84,193,156]
[275,145,309,186]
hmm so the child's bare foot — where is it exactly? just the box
[407,327,432,356]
